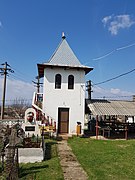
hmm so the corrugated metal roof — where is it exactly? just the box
[38,37,93,77]
[46,38,93,72]
[86,99,135,116]
[48,38,82,66]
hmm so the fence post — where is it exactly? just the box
[42,128,46,160]
[96,115,99,140]
[125,125,128,140]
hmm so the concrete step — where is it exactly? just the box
[57,134,72,141]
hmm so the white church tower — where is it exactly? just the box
[37,34,93,135]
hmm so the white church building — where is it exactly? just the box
[23,34,93,136]
[36,34,93,135]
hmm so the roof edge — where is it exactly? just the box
[37,63,93,78]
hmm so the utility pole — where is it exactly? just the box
[32,76,43,93]
[86,80,93,100]
[0,62,14,119]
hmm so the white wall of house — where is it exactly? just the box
[42,67,86,134]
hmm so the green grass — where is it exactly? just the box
[19,139,64,180]
[68,137,135,180]
[19,157,63,180]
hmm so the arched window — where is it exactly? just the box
[55,74,61,89]
[68,75,74,89]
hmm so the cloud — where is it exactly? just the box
[102,14,135,35]
[102,15,112,26]
[0,77,35,105]
[92,86,133,100]
[110,88,121,94]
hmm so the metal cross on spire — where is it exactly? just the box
[62,32,66,39]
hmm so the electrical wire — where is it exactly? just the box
[92,95,132,100]
[9,74,29,83]
[90,81,132,100]
[92,50,116,61]
[0,99,32,106]
[93,68,135,85]
[84,42,135,65]
[11,66,34,82]
[93,42,135,61]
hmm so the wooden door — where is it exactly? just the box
[58,108,69,134]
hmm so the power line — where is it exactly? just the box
[92,50,115,61]
[11,66,34,82]
[32,76,43,93]
[93,42,135,61]
[9,73,30,83]
[84,42,135,65]
[93,68,135,85]
[90,81,131,99]
[92,95,132,100]
[0,99,32,102]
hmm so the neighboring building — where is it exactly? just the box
[85,98,135,138]
[37,34,93,135]
[86,98,135,123]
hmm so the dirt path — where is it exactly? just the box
[57,140,88,180]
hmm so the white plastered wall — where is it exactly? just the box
[42,67,86,134]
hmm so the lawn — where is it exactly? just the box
[0,139,63,180]
[18,139,64,180]
[19,157,63,180]
[68,137,135,180]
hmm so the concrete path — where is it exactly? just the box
[57,140,88,180]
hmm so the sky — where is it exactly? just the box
[0,0,135,104]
